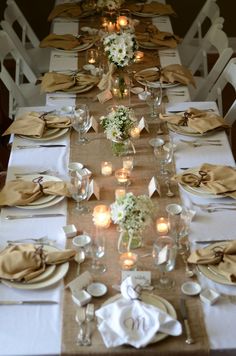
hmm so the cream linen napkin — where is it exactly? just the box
[136,24,180,49]
[125,2,176,16]
[0,243,76,282]
[48,3,82,21]
[174,163,236,199]
[40,33,83,50]
[40,72,98,93]
[135,64,195,87]
[2,111,71,138]
[95,276,182,348]
[160,108,228,134]
[188,241,236,282]
[0,179,70,206]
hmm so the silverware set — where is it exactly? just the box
[180,139,222,148]
[192,202,236,213]
[76,304,95,346]
[7,236,56,245]
[5,214,65,220]
[16,144,66,149]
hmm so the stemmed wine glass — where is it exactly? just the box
[152,236,176,289]
[154,139,174,176]
[145,83,162,119]
[90,232,106,273]
[71,104,90,145]
[68,170,90,215]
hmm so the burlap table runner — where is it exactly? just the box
[58,14,209,356]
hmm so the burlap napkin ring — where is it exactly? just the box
[33,176,44,193]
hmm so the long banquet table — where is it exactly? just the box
[0,1,236,355]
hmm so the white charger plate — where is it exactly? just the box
[19,128,69,142]
[55,40,93,53]
[1,245,69,290]
[101,292,176,344]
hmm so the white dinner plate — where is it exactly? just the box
[16,174,65,209]
[135,67,180,89]
[1,245,69,290]
[19,128,69,142]
[131,10,161,18]
[167,122,221,137]
[197,242,236,286]
[25,264,56,284]
[101,292,176,344]
[55,40,93,53]
[138,42,168,50]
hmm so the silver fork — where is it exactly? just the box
[7,236,56,245]
[183,142,222,148]
[83,303,95,346]
[14,169,52,176]
[75,307,86,345]
[202,207,236,213]
[192,202,236,208]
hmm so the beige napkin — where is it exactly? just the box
[125,1,176,16]
[2,111,71,138]
[0,180,70,206]
[174,163,236,199]
[135,64,195,87]
[40,33,84,50]
[48,3,82,21]
[40,72,99,93]
[160,108,228,134]
[0,243,76,282]
[136,24,180,49]
[188,241,236,282]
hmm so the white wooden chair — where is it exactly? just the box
[0,30,45,118]
[206,58,236,142]
[1,0,50,76]
[189,24,233,101]
[178,0,223,67]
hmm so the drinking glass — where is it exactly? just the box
[145,83,162,119]
[68,171,90,215]
[152,236,176,289]
[90,231,106,273]
[154,139,174,175]
[71,104,90,145]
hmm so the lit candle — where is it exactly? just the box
[115,168,130,186]
[115,188,126,199]
[107,21,116,32]
[135,51,144,62]
[120,252,138,270]
[87,49,98,65]
[93,205,111,228]
[101,161,112,176]
[117,15,128,28]
[130,127,140,139]
[123,156,134,170]
[156,217,169,235]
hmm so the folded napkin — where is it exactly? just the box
[96,276,182,348]
[174,163,236,199]
[160,108,227,134]
[125,1,176,16]
[0,243,75,282]
[2,111,71,138]
[40,33,88,50]
[136,24,180,49]
[188,241,236,282]
[135,64,195,87]
[40,72,99,93]
[0,179,70,206]
[48,3,82,21]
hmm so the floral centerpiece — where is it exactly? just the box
[100,105,136,155]
[111,192,154,250]
[96,0,124,11]
[102,31,138,99]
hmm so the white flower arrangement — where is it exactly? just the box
[103,31,138,68]
[97,0,124,11]
[100,105,136,142]
[111,192,154,236]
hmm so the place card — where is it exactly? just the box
[65,271,93,292]
[138,117,149,133]
[148,176,161,197]
[87,179,100,200]
[97,89,113,104]
[121,271,151,286]
[87,115,99,132]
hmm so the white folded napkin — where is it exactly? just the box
[95,276,182,348]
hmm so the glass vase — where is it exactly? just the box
[111,68,131,105]
[117,228,142,253]
[111,138,135,157]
